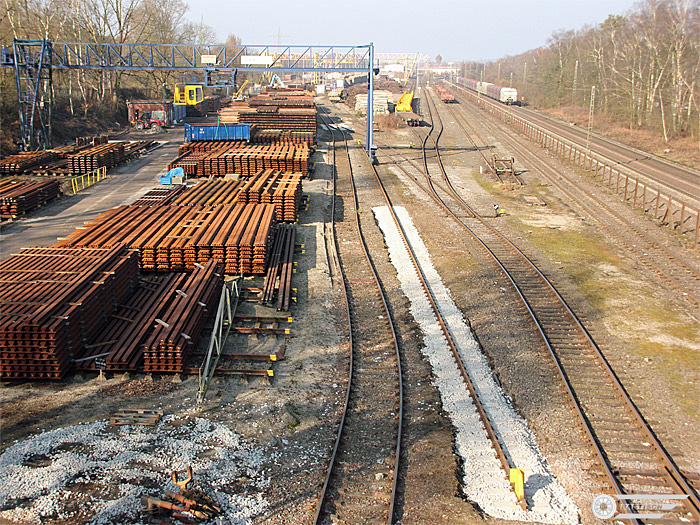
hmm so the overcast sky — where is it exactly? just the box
[186,0,639,62]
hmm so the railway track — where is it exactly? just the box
[449,81,700,203]
[328,107,547,513]
[443,87,700,319]
[313,114,403,524]
[379,88,700,523]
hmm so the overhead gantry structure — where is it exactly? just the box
[1,40,378,158]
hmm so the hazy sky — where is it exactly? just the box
[186,0,639,62]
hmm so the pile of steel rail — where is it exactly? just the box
[0,245,138,379]
[221,106,317,136]
[0,140,156,177]
[177,141,245,155]
[131,185,186,206]
[0,179,61,217]
[248,91,315,108]
[251,129,314,146]
[168,143,310,177]
[56,203,277,274]
[0,151,62,175]
[262,224,296,311]
[142,260,223,372]
[171,170,302,221]
[67,142,126,174]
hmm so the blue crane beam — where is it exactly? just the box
[2,40,377,157]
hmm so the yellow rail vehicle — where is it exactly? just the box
[396,91,414,112]
[174,84,204,106]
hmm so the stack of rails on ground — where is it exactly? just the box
[0,63,699,525]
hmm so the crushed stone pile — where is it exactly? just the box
[0,415,269,524]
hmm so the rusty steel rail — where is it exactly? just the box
[219,105,317,136]
[0,245,138,379]
[402,87,700,523]
[262,224,296,310]
[0,179,61,217]
[313,114,403,524]
[172,171,303,222]
[131,185,186,206]
[56,203,276,274]
[143,260,224,373]
[0,150,61,175]
[168,143,311,177]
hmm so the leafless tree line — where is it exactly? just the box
[1,0,238,121]
[462,0,700,143]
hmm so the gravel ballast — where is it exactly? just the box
[0,415,269,524]
[373,205,580,524]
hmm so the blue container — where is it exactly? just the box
[184,123,251,142]
[173,104,187,124]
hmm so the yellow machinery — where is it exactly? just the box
[233,79,249,100]
[396,91,414,112]
[174,83,204,106]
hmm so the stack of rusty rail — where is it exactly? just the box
[218,104,316,136]
[0,151,62,175]
[142,259,223,372]
[262,224,296,311]
[75,260,224,372]
[248,92,315,108]
[177,141,246,155]
[56,203,277,274]
[67,142,126,174]
[172,179,245,206]
[131,185,186,206]
[251,129,314,147]
[0,179,61,217]
[169,143,310,177]
[0,245,138,379]
[170,171,303,221]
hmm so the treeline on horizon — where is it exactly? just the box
[461,0,699,143]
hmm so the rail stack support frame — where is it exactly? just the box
[196,277,240,408]
[1,39,379,160]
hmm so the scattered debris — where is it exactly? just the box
[110,408,163,426]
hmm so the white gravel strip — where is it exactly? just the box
[373,205,579,524]
[0,415,268,524]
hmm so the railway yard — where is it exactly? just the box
[0,75,699,525]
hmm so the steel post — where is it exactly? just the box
[367,42,374,162]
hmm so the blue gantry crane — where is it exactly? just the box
[1,39,379,160]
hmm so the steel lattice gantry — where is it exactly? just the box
[1,39,378,156]
[4,40,54,150]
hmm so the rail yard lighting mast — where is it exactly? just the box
[1,39,378,160]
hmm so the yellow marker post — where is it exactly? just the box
[509,468,525,502]
[266,370,274,377]
[269,354,277,362]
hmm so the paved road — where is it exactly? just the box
[0,141,180,261]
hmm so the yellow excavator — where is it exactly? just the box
[233,79,249,101]
[174,83,204,106]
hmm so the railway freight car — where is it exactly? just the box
[485,83,518,104]
[460,77,519,105]
[435,84,456,103]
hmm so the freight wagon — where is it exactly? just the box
[485,84,518,104]
[460,77,519,105]
[435,85,456,103]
